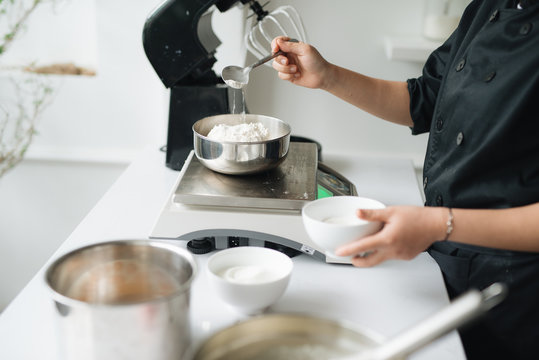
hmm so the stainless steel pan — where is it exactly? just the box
[193,283,506,360]
[193,114,291,175]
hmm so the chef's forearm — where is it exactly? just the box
[321,64,413,127]
[442,203,539,252]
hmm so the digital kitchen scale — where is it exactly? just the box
[150,142,357,263]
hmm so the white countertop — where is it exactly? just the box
[0,146,465,360]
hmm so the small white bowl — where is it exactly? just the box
[302,196,385,258]
[206,246,293,315]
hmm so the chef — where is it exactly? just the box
[271,0,539,359]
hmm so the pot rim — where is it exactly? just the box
[44,239,198,308]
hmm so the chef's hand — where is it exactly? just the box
[335,206,447,267]
[271,36,331,89]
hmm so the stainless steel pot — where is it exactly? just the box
[193,114,291,175]
[193,283,506,360]
[45,240,197,360]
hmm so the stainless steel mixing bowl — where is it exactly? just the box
[193,114,291,175]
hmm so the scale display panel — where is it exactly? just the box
[317,162,356,198]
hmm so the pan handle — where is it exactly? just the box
[349,283,507,360]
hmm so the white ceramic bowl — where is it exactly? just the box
[206,246,293,315]
[302,196,386,258]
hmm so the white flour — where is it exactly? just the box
[218,265,280,284]
[207,122,269,142]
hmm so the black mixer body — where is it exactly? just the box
[142,0,250,170]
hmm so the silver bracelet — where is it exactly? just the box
[444,208,454,241]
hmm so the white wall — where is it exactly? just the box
[1,0,434,310]
[22,0,168,159]
[0,0,99,70]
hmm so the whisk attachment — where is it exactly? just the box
[244,0,307,61]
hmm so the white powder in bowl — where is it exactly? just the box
[218,265,280,284]
[207,122,270,142]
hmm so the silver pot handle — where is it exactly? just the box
[345,282,507,360]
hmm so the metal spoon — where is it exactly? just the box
[221,50,284,89]
[221,39,298,89]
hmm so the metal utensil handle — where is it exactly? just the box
[250,50,284,70]
[356,283,507,360]
[250,39,299,69]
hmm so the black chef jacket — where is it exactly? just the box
[407,0,539,359]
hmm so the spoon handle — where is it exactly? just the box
[250,38,299,70]
[250,50,285,70]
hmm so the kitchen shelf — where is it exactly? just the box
[384,36,443,63]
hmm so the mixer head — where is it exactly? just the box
[244,1,308,61]
[143,0,306,87]
[143,0,254,88]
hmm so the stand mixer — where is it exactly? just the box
[142,0,307,170]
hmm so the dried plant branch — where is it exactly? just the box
[0,0,44,55]
[0,75,54,177]
[0,0,59,178]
